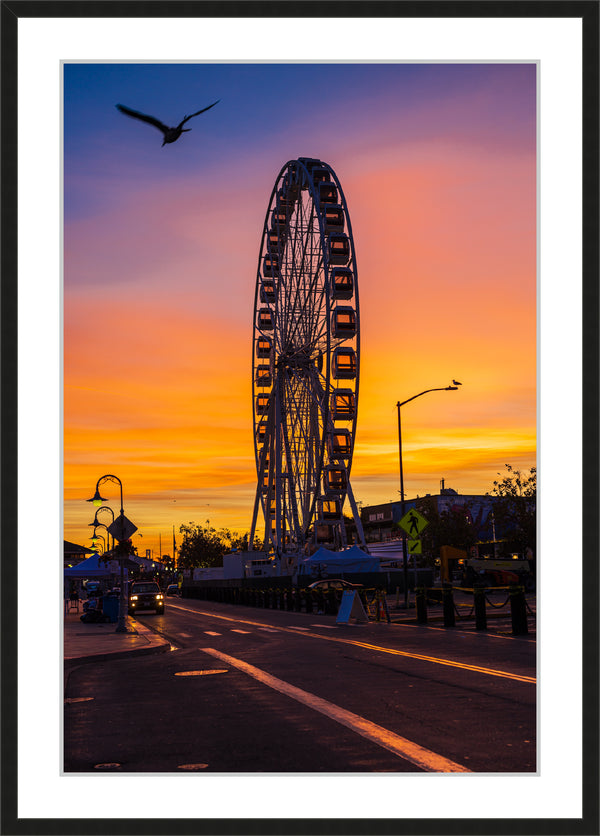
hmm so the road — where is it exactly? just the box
[64,598,536,773]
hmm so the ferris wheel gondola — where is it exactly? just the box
[249,158,366,558]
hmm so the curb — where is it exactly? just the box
[64,639,170,669]
[64,618,170,669]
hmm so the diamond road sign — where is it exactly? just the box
[399,508,429,537]
[107,514,138,542]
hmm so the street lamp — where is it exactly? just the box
[89,506,116,550]
[90,523,111,552]
[87,474,129,633]
[87,475,124,515]
[89,531,106,553]
[396,382,461,609]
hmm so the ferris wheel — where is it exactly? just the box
[249,157,367,558]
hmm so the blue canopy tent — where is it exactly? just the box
[64,553,111,578]
[299,545,380,577]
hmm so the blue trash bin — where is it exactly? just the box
[102,595,119,623]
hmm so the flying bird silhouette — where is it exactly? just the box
[116,100,220,145]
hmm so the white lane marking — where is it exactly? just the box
[204,631,221,636]
[170,604,534,683]
[312,624,337,629]
[178,633,192,638]
[292,626,309,630]
[231,629,251,634]
[201,647,471,773]
[258,628,278,633]
[178,763,209,770]
[174,669,228,677]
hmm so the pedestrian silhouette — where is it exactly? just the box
[408,511,420,536]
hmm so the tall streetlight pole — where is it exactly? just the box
[396,383,461,609]
[87,474,129,633]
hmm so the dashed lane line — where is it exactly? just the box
[201,647,470,773]
[170,604,534,684]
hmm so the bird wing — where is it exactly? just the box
[179,100,220,127]
[116,104,169,134]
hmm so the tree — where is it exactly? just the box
[416,496,477,563]
[487,465,536,557]
[177,521,251,569]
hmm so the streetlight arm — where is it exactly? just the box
[397,386,458,409]
[91,506,115,524]
[92,474,124,514]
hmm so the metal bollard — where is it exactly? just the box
[442,583,455,628]
[415,586,427,624]
[473,584,487,630]
[510,585,528,635]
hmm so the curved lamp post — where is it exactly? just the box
[87,474,129,633]
[87,475,124,515]
[90,521,112,553]
[396,382,461,608]
[89,506,116,550]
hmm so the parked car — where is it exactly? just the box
[128,581,164,615]
[165,584,181,597]
[307,579,363,592]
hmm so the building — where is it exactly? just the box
[360,480,499,546]
[63,540,94,570]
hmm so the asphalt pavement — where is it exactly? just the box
[64,588,535,666]
[64,595,536,773]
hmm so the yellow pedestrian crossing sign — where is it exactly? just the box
[399,508,429,537]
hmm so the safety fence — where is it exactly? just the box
[414,584,533,635]
[183,583,533,634]
[184,584,391,621]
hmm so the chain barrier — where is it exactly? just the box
[484,593,511,609]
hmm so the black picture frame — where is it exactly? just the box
[2,2,598,835]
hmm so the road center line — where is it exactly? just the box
[201,647,471,773]
[170,603,534,684]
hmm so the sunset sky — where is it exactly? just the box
[64,62,536,559]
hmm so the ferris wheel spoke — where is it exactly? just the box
[282,374,320,527]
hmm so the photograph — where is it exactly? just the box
[63,60,537,776]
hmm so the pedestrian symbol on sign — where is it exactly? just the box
[399,508,428,537]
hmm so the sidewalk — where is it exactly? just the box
[64,601,170,667]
